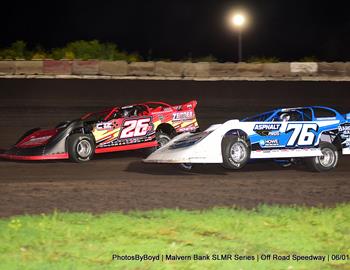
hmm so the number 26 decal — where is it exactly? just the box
[120,118,151,139]
[286,123,318,146]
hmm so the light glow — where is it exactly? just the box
[232,14,245,27]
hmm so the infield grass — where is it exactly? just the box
[1,205,350,270]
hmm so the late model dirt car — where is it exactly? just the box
[0,100,199,162]
[144,106,350,172]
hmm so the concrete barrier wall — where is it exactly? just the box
[1,60,350,80]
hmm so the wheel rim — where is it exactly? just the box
[76,140,92,158]
[157,136,170,148]
[319,148,335,167]
[230,142,247,163]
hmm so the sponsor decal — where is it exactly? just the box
[96,120,119,130]
[179,126,197,132]
[173,111,193,121]
[120,118,152,139]
[98,136,153,148]
[256,130,281,136]
[254,124,281,131]
[286,123,318,146]
[339,125,350,135]
[259,139,280,147]
[268,131,280,136]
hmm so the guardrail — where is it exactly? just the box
[1,60,350,81]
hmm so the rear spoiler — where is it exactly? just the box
[173,100,197,111]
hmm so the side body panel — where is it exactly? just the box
[338,116,350,155]
[248,120,340,158]
[91,102,199,152]
[145,118,345,164]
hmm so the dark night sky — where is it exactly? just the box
[1,0,350,61]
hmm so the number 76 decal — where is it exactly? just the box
[286,123,318,146]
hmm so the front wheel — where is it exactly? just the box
[305,142,339,172]
[67,134,95,163]
[221,136,250,170]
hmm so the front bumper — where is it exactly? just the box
[0,147,68,161]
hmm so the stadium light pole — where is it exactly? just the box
[231,13,246,62]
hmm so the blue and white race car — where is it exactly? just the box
[144,106,350,172]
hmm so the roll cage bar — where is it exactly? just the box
[242,106,344,122]
[80,102,174,122]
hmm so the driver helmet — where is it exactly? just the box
[122,109,132,117]
[279,113,290,122]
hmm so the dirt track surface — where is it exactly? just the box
[0,79,349,217]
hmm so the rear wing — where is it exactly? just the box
[173,100,197,111]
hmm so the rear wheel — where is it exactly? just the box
[156,131,172,148]
[144,131,172,156]
[221,136,250,170]
[67,134,95,163]
[305,142,339,172]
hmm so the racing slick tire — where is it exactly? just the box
[145,131,172,155]
[305,142,339,172]
[156,131,172,148]
[67,134,95,163]
[221,136,250,170]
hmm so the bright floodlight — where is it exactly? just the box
[232,14,245,27]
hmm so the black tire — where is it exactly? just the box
[156,131,172,148]
[305,142,339,172]
[67,134,95,163]
[221,136,250,170]
[145,131,172,155]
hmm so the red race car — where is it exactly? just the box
[0,100,199,162]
